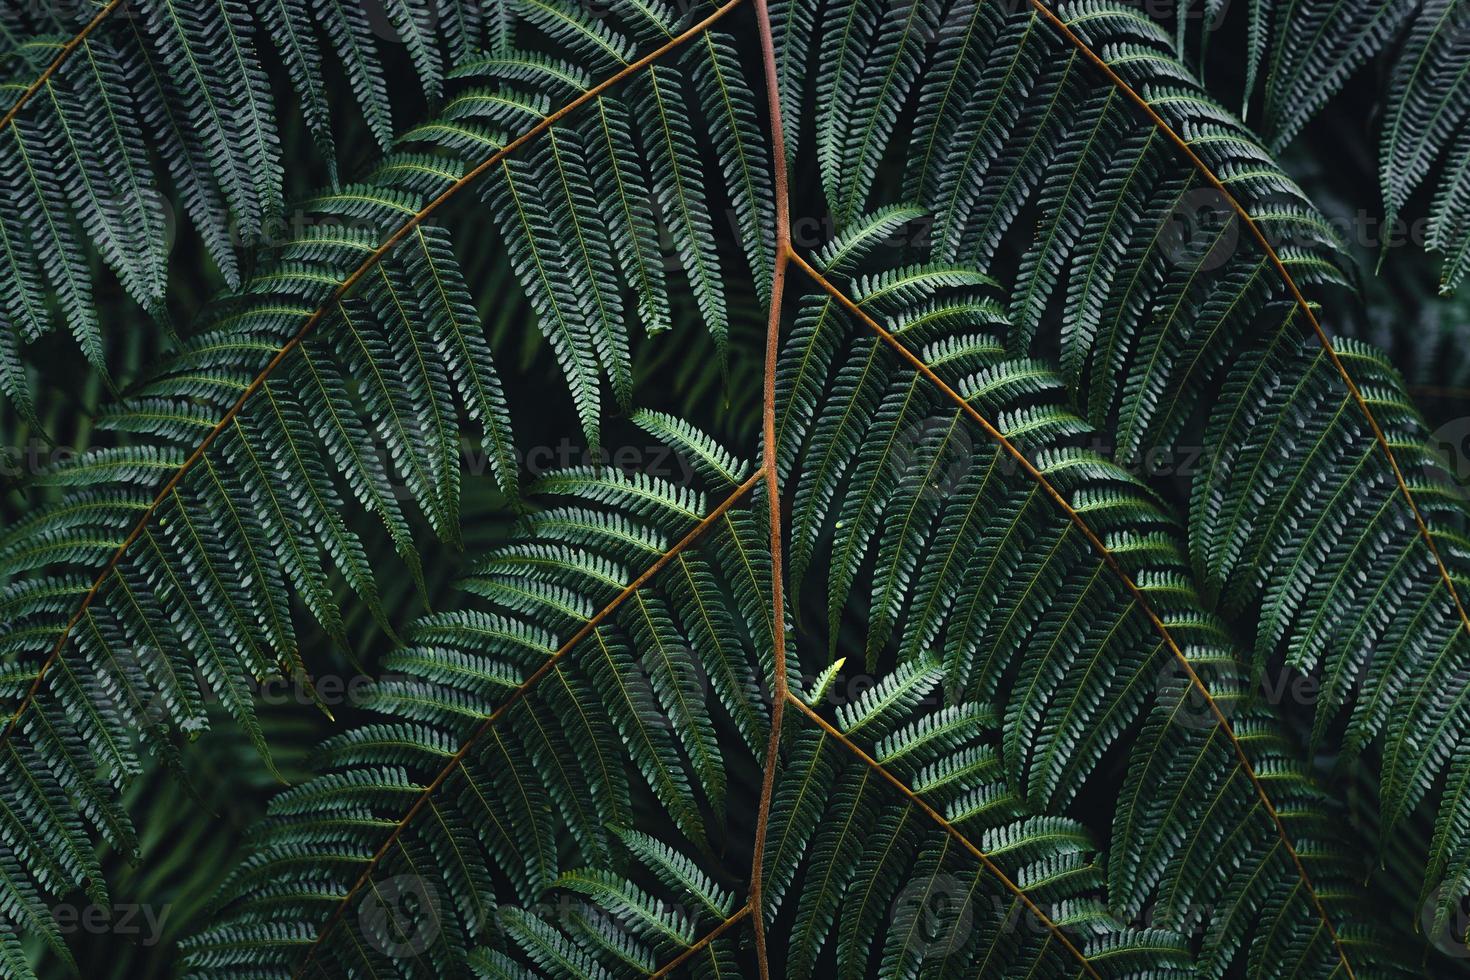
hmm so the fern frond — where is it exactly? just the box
[1169,0,1470,291]
[780,245,1387,974]
[184,450,771,975]
[9,0,1470,976]
[1249,0,1411,150]
[0,10,753,961]
[0,0,494,416]
[767,679,1189,978]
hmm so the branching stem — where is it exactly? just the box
[3,7,1388,978]
[0,0,746,753]
[788,248,1357,980]
[747,0,795,973]
[0,0,125,131]
[649,903,753,977]
[293,471,761,977]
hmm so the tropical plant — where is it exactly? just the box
[5,0,1470,977]
[0,0,502,426]
[1169,0,1470,293]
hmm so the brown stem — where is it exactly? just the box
[0,0,746,753]
[784,693,1100,978]
[293,472,761,977]
[0,0,124,131]
[1029,0,1470,656]
[747,0,794,974]
[649,903,752,978]
[787,249,1357,979]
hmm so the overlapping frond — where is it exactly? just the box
[1028,3,1470,937]
[776,248,1390,975]
[0,0,504,423]
[780,0,1470,946]
[1169,0,1470,292]
[0,5,757,968]
[1231,0,1410,148]
[1381,0,1470,293]
[464,0,770,437]
[183,446,781,976]
[766,664,1192,979]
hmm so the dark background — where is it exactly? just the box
[2,0,1468,975]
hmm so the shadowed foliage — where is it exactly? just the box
[3,0,1470,977]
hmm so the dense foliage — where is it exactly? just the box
[3,0,1470,977]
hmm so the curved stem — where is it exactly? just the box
[293,473,760,978]
[0,0,124,131]
[746,0,794,974]
[788,249,1358,980]
[0,0,746,752]
[1029,0,1470,656]
[785,694,1101,978]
